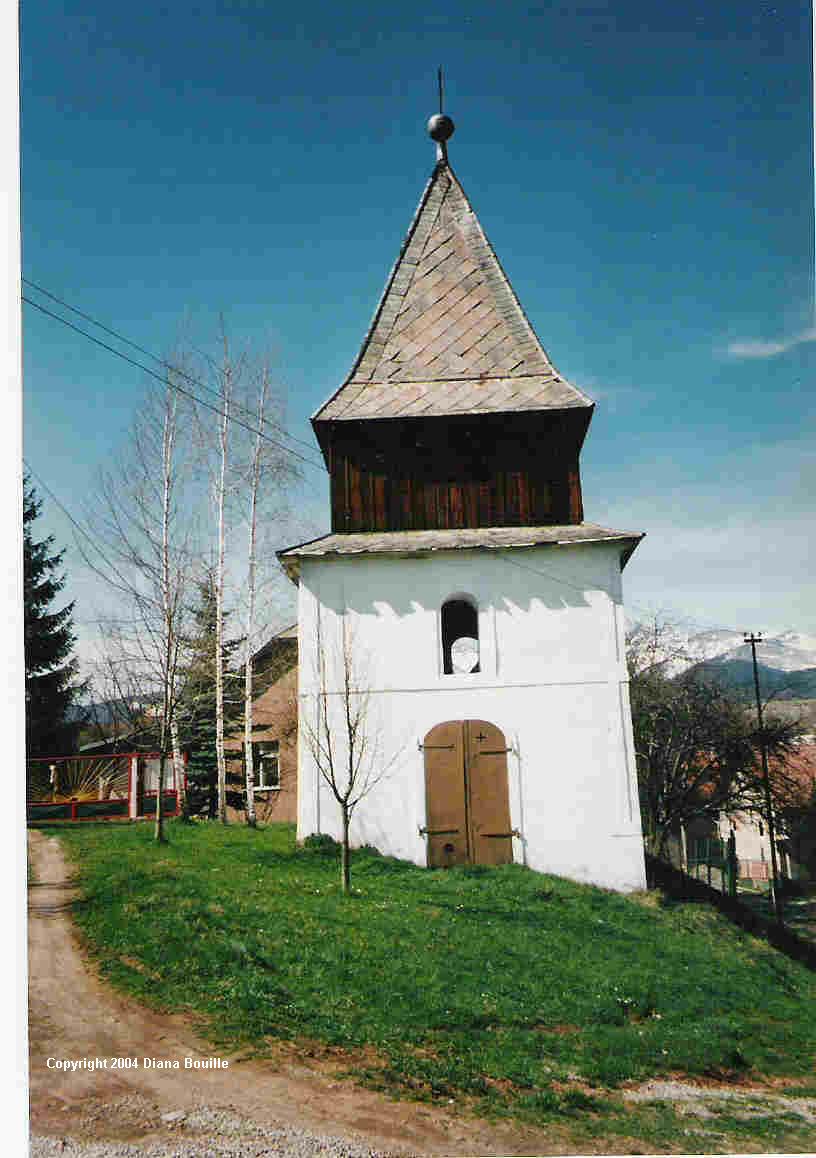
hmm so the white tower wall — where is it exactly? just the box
[296,541,646,892]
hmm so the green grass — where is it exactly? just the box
[738,884,816,946]
[48,821,816,1147]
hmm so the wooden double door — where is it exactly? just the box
[422,720,514,868]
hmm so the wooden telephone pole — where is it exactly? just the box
[744,632,783,924]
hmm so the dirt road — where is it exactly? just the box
[27,831,577,1156]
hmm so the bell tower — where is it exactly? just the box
[280,105,647,892]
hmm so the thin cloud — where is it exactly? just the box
[727,327,816,359]
[573,379,653,411]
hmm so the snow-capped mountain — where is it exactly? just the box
[627,622,816,677]
[698,631,816,673]
[731,631,816,672]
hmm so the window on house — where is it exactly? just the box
[441,597,480,675]
[142,757,175,792]
[246,741,280,790]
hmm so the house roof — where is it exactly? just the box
[252,624,297,658]
[249,624,298,673]
[79,732,137,753]
[277,523,644,582]
[312,160,593,425]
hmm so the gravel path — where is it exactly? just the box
[623,1080,816,1123]
[31,1103,392,1157]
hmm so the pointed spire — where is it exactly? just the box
[312,111,593,426]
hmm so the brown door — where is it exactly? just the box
[423,721,469,867]
[465,721,514,867]
[423,720,513,867]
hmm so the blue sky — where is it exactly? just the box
[21,0,815,668]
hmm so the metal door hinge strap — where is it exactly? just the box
[419,826,460,836]
[479,748,513,755]
[417,743,456,751]
[483,829,521,839]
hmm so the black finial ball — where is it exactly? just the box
[427,113,455,143]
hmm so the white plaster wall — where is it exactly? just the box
[296,542,646,892]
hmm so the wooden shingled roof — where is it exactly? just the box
[278,524,644,582]
[313,161,593,423]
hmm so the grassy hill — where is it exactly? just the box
[51,821,816,1150]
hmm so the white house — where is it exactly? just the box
[279,109,647,892]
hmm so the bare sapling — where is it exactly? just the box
[301,613,402,893]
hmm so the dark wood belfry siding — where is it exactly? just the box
[321,412,586,533]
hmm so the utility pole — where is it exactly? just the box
[744,632,783,924]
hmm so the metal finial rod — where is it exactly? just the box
[428,69,455,163]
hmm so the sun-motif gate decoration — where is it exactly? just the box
[26,753,182,822]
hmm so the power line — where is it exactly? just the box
[495,548,615,598]
[23,458,144,598]
[24,458,313,609]
[22,294,325,472]
[495,557,758,638]
[23,277,322,459]
[75,618,147,626]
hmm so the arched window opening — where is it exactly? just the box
[441,597,480,675]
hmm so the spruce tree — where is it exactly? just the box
[176,572,243,816]
[24,475,84,755]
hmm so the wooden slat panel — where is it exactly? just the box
[477,480,491,525]
[372,473,387,531]
[435,480,450,529]
[568,465,584,524]
[533,479,552,524]
[348,458,362,527]
[449,482,464,529]
[386,469,401,530]
[463,479,479,527]
[399,474,413,530]
[423,478,437,529]
[505,471,521,525]
[412,466,426,529]
[494,470,506,525]
[330,450,345,530]
[517,472,531,525]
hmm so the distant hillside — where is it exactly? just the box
[688,660,816,701]
[69,696,159,726]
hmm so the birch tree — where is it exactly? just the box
[241,367,268,827]
[193,340,296,827]
[83,377,194,841]
[213,336,233,824]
